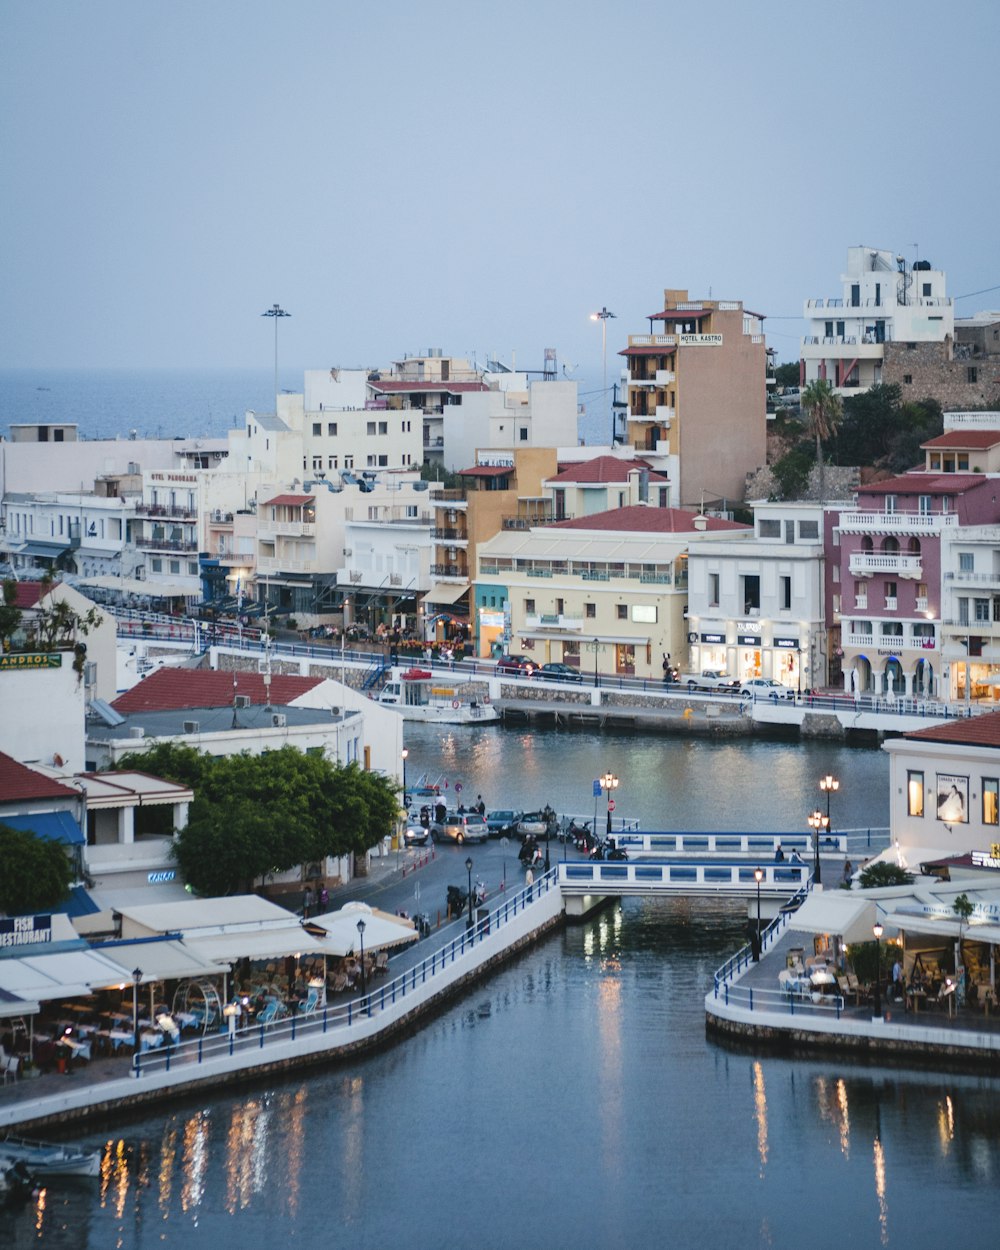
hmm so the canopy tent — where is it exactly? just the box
[307,902,418,957]
[788,893,877,945]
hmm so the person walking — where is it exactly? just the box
[303,885,315,919]
[318,884,329,914]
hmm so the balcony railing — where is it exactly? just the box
[431,563,467,579]
[432,527,468,541]
[946,570,1000,587]
[135,536,199,553]
[838,511,958,535]
[134,503,197,519]
[257,521,315,537]
[626,334,676,348]
[655,370,676,386]
[848,552,923,578]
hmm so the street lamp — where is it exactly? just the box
[466,856,474,929]
[356,918,367,995]
[753,866,764,961]
[132,967,142,1046]
[602,771,619,837]
[261,303,291,413]
[872,921,884,1019]
[807,808,829,885]
[591,636,600,687]
[590,306,617,444]
[401,747,408,798]
[820,773,839,833]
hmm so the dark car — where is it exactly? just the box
[538,662,583,683]
[496,654,537,677]
[486,809,522,838]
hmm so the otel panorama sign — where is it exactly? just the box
[0,652,63,671]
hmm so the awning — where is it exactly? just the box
[182,928,329,966]
[1,811,84,846]
[306,902,418,956]
[421,583,468,606]
[63,885,101,917]
[0,986,40,1018]
[0,947,139,1002]
[17,540,71,558]
[76,575,196,598]
[93,938,226,984]
[789,893,876,944]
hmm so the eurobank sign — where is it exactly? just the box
[0,652,63,671]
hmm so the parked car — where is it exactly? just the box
[538,662,583,683]
[403,823,430,847]
[681,669,740,693]
[740,678,796,701]
[496,654,537,677]
[430,810,490,844]
[486,809,522,838]
[517,809,557,839]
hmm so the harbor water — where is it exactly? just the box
[6,728,1000,1248]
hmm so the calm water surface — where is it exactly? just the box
[6,729,999,1248]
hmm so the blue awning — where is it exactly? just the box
[2,811,85,846]
[17,540,71,558]
[62,885,101,917]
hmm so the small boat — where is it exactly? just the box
[375,670,499,725]
[0,1135,101,1179]
[0,1158,35,1206]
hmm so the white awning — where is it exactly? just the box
[182,928,328,966]
[0,948,135,1002]
[0,990,39,1019]
[95,940,224,984]
[76,575,197,598]
[789,893,877,944]
[307,902,419,956]
[421,583,468,606]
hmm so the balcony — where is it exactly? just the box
[655,370,676,386]
[431,562,467,580]
[884,597,898,610]
[432,527,468,542]
[257,521,315,538]
[946,570,1000,589]
[134,502,197,520]
[655,405,675,424]
[524,613,584,632]
[257,556,317,574]
[838,511,957,536]
[848,552,923,579]
[502,512,567,529]
[626,334,676,349]
[135,536,198,553]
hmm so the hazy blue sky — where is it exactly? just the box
[3,0,998,374]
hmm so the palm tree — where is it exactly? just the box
[801,378,843,500]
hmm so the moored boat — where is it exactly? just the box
[374,669,499,725]
[0,1135,101,1179]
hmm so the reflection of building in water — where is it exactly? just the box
[815,1075,851,1157]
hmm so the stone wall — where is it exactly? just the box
[884,341,1000,412]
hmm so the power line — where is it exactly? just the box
[954,283,1000,301]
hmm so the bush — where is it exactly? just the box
[858,861,914,889]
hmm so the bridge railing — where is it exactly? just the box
[713,884,810,985]
[558,861,812,892]
[614,832,846,857]
[712,980,848,1021]
[131,870,559,1079]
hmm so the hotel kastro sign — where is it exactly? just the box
[679,333,723,347]
[0,652,62,671]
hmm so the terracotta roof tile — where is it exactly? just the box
[856,472,986,495]
[550,506,749,534]
[261,494,314,507]
[905,712,1000,748]
[112,669,324,714]
[922,431,1000,449]
[547,456,668,485]
[11,582,48,609]
[0,751,80,802]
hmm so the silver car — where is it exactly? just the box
[430,811,489,845]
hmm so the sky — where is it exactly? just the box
[2,0,999,376]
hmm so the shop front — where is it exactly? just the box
[773,635,802,692]
[736,623,763,683]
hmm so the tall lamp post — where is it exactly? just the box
[872,921,883,1020]
[602,771,619,837]
[819,773,839,841]
[591,637,600,687]
[401,747,408,799]
[132,967,142,1046]
[753,867,764,960]
[261,303,291,413]
[590,306,617,444]
[356,918,367,996]
[807,808,829,885]
[466,856,474,929]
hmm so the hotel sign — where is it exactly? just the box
[476,453,514,468]
[679,334,723,347]
[0,652,62,671]
[0,914,52,948]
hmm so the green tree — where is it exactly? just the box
[0,579,23,651]
[858,861,914,889]
[0,824,74,914]
[114,741,210,789]
[774,362,800,389]
[771,445,814,500]
[801,378,843,500]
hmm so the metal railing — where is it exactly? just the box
[131,872,559,1079]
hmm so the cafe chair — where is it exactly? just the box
[2,1054,20,1085]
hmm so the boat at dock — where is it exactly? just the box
[0,1134,101,1179]
[374,669,499,725]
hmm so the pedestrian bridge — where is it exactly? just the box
[557,859,810,902]
[611,831,847,858]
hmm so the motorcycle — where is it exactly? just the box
[563,818,591,845]
[589,839,628,861]
[573,824,600,853]
[446,884,469,916]
[519,837,545,868]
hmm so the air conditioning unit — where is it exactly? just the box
[83,661,97,688]
[129,727,145,739]
[329,707,340,717]
[183,720,200,733]
[271,713,286,727]
[235,695,251,709]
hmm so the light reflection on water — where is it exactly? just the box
[6,735,1000,1248]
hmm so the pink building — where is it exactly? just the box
[833,470,1000,698]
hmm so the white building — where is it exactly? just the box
[1,487,137,581]
[685,501,826,689]
[801,247,953,394]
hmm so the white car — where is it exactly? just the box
[740,678,797,701]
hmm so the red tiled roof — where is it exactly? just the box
[923,431,1000,449]
[457,465,511,478]
[547,456,668,485]
[0,751,79,802]
[856,472,986,495]
[12,582,48,609]
[262,494,314,507]
[904,712,1000,749]
[618,344,677,357]
[648,308,711,322]
[111,669,325,714]
[550,506,749,534]
[368,380,489,394]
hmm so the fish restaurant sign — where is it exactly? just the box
[0,914,52,948]
[0,652,62,671]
